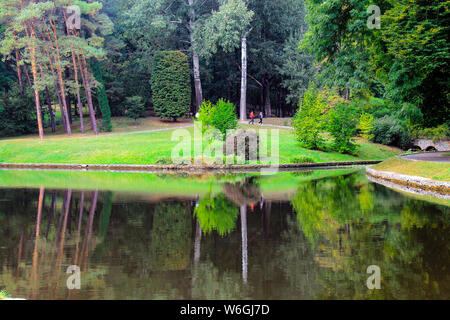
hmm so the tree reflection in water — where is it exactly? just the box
[0,170,448,299]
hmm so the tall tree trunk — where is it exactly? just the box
[188,0,203,111]
[15,49,24,96]
[264,79,272,117]
[63,11,85,134]
[42,30,68,133]
[79,53,99,134]
[29,28,44,139]
[45,87,56,133]
[240,34,248,121]
[66,94,73,124]
[72,55,84,133]
[48,20,72,136]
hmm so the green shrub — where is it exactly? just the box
[125,96,146,120]
[327,103,358,154]
[151,51,191,121]
[196,99,238,137]
[359,112,374,141]
[0,84,37,137]
[210,99,238,136]
[156,156,174,165]
[412,124,450,142]
[372,116,412,150]
[292,83,327,150]
[290,156,315,164]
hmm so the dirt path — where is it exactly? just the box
[400,152,450,163]
[104,124,194,137]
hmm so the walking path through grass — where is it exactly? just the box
[400,151,450,163]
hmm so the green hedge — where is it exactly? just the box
[151,51,191,121]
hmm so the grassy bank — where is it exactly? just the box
[372,157,450,181]
[0,120,401,165]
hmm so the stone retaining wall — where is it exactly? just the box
[366,167,450,193]
[0,160,381,172]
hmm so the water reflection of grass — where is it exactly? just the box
[0,168,362,197]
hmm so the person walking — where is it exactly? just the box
[258,112,263,125]
[249,111,255,125]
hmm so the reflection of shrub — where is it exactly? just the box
[194,193,239,237]
[151,203,192,271]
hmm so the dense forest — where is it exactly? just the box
[0,0,448,144]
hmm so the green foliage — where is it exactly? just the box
[372,116,412,150]
[196,99,238,137]
[210,99,238,136]
[411,124,450,142]
[194,193,239,237]
[91,59,113,132]
[0,290,9,299]
[292,83,326,149]
[195,0,254,58]
[359,113,375,141]
[279,34,316,106]
[302,0,450,127]
[327,103,358,154]
[0,85,37,137]
[124,96,146,121]
[151,51,191,121]
[290,156,315,164]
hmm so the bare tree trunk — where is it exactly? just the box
[15,49,24,96]
[29,41,44,139]
[42,30,68,133]
[49,20,72,136]
[76,51,98,135]
[63,11,85,133]
[188,0,203,111]
[240,34,248,121]
[72,55,84,133]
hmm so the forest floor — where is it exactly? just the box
[0,117,402,165]
[371,157,450,181]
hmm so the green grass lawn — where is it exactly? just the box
[372,157,450,181]
[0,123,401,165]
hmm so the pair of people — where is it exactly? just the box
[249,111,263,125]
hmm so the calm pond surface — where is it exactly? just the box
[0,168,448,300]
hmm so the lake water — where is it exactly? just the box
[0,168,448,300]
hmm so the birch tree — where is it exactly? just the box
[195,0,253,120]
